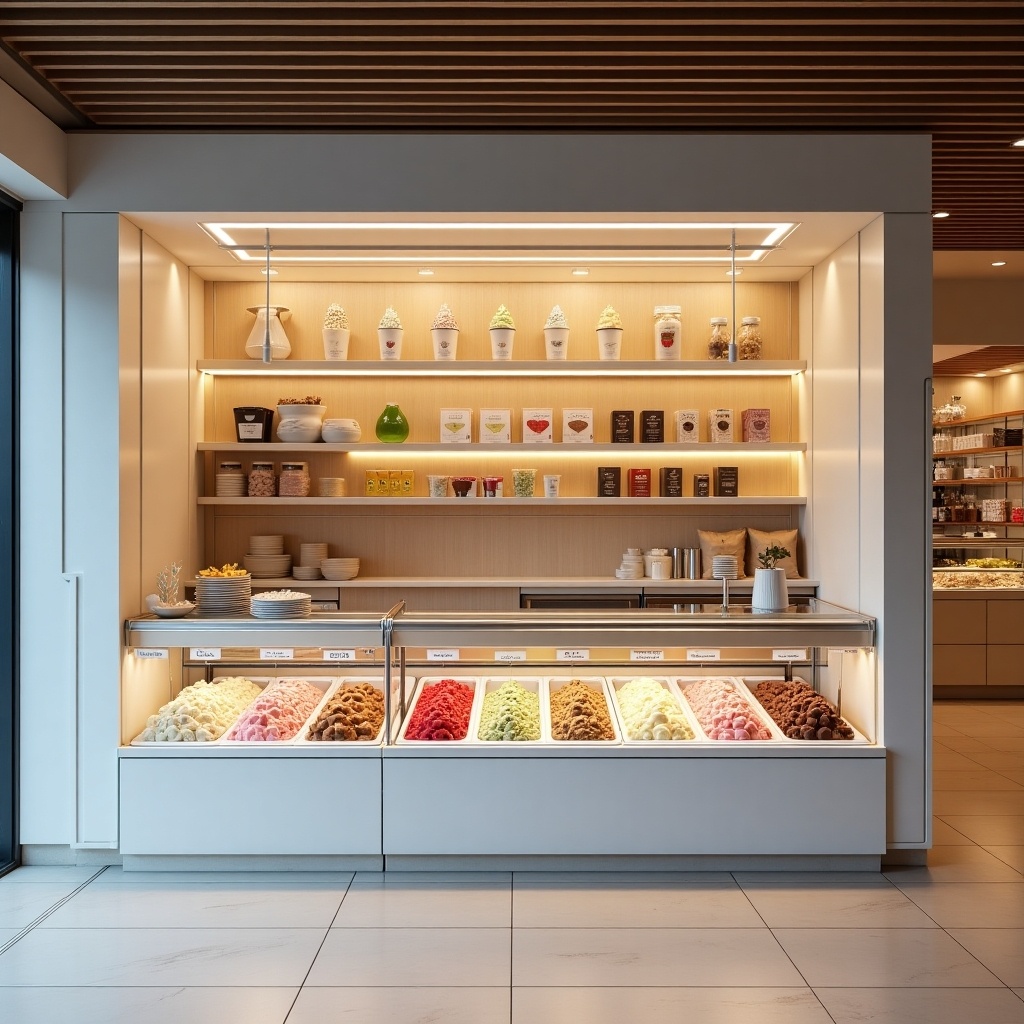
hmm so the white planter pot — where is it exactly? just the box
[752,567,789,612]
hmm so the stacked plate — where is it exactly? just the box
[214,472,246,497]
[244,534,292,578]
[250,535,285,554]
[293,565,323,581]
[250,590,312,619]
[321,557,360,581]
[194,574,251,615]
[300,542,328,565]
[615,550,644,580]
[711,555,741,580]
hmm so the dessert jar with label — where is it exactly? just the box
[738,316,763,360]
[653,305,682,360]
[707,316,730,360]
[247,461,276,497]
[279,461,311,497]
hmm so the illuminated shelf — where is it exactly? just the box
[197,358,806,378]
[198,496,806,506]
[198,441,806,454]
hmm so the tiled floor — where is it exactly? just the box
[1,701,1022,1023]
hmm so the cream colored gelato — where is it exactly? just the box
[323,304,349,329]
[432,303,459,330]
[545,305,569,329]
[616,677,694,741]
[378,306,402,330]
[597,305,622,329]
[137,677,261,742]
[489,304,515,330]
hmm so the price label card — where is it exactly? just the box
[557,649,590,662]
[323,649,357,662]
[134,648,168,660]
[630,649,665,662]
[427,649,460,662]
[687,649,721,662]
[190,648,221,661]
[494,650,527,663]
[773,648,808,662]
[260,648,294,660]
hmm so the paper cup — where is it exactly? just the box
[597,327,622,360]
[544,327,569,360]
[489,327,515,360]
[512,468,536,497]
[431,328,459,360]
[543,474,561,498]
[428,474,450,497]
[451,476,477,498]
[378,327,403,360]
[322,327,350,360]
[483,475,502,497]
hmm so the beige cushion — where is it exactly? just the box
[698,528,748,579]
[746,527,801,578]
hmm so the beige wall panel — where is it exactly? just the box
[986,600,1024,644]
[209,281,798,362]
[992,372,1024,414]
[931,376,993,419]
[932,598,986,645]
[987,644,1024,686]
[339,586,519,613]
[932,645,987,686]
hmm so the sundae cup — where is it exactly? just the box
[322,303,350,360]
[430,303,459,360]
[377,306,403,360]
[543,304,569,360]
[596,305,623,360]
[489,304,515,360]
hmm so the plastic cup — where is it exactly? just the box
[512,468,536,497]
[597,327,622,360]
[489,328,515,360]
[544,327,569,360]
[431,328,458,360]
[451,476,476,498]
[427,474,450,497]
[378,327,403,360]
[483,475,502,497]
[322,328,350,360]
[543,474,561,498]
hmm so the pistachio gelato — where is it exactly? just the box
[477,680,541,741]
[323,304,349,329]
[489,304,515,330]
[432,303,459,330]
[545,305,569,329]
[378,306,403,330]
[597,305,622,329]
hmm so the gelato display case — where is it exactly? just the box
[121,599,881,868]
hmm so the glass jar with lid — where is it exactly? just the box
[247,461,276,497]
[215,461,246,497]
[949,395,967,420]
[653,305,682,360]
[737,316,763,360]
[707,317,730,360]
[279,461,311,497]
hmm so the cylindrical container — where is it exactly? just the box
[511,468,536,497]
[653,305,682,360]
[482,476,502,497]
[671,547,684,579]
[707,317,730,360]
[738,316,763,360]
[247,461,276,497]
[318,477,346,497]
[279,462,310,497]
[427,474,450,498]
[378,327,403,360]
[431,328,459,360]
[490,327,515,360]
[322,327,350,360]
[544,327,569,360]
[543,474,561,498]
[596,327,622,360]
[684,548,701,579]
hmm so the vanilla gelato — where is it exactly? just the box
[616,677,694,741]
[378,306,402,330]
[489,304,515,330]
[432,303,459,330]
[137,677,261,743]
[545,305,569,329]
[323,304,349,329]
[597,305,622,329]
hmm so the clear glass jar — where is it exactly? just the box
[279,461,310,497]
[653,305,682,360]
[949,395,967,420]
[738,316,762,360]
[707,316,730,360]
[247,461,276,497]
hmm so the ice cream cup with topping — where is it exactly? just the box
[428,474,450,497]
[378,327,403,360]
[322,328,350,360]
[544,327,569,360]
[512,468,537,497]
[451,476,477,498]
[483,475,502,497]
[489,328,515,360]
[597,327,623,360]
[430,328,459,360]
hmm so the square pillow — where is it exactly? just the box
[698,528,748,579]
[746,527,801,578]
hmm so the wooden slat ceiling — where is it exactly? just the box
[933,346,1024,377]
[1,1,1021,249]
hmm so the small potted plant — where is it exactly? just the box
[752,544,790,612]
[145,562,194,617]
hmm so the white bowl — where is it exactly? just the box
[277,421,323,443]
[277,403,325,423]
[322,423,361,443]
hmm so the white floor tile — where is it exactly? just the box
[41,869,353,929]
[0,986,297,1024]
[888,881,1024,926]
[947,928,1024,986]
[289,987,510,1024]
[773,928,1002,987]
[933,791,1024,815]
[513,927,803,986]
[988,846,1024,872]
[307,927,510,987]
[513,872,762,928]
[939,815,1024,846]
[0,927,324,986]
[932,770,1024,791]
[814,987,1024,1024]
[0,867,98,929]
[333,872,510,928]
[931,818,976,845]
[734,873,937,928]
[885,845,1023,882]
[512,986,832,1023]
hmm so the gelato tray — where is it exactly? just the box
[546,676,621,744]
[397,676,481,743]
[222,676,336,744]
[673,676,783,741]
[299,676,392,745]
[740,676,870,744]
[608,676,701,743]
[476,676,544,742]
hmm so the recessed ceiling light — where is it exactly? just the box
[726,269,742,276]
[1002,368,1013,373]
[992,261,1007,267]
[259,268,278,276]
[417,268,434,276]
[572,268,590,276]
[932,211,950,219]
[975,373,987,378]
[1012,138,1024,148]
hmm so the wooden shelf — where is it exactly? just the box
[199,441,806,454]
[198,358,806,378]
[198,496,807,507]
[932,478,1024,487]
[932,409,1024,429]
[932,445,1022,459]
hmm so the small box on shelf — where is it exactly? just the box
[597,466,621,497]
[709,408,734,443]
[478,409,511,443]
[628,468,652,497]
[440,408,472,443]
[674,409,699,443]
[742,408,771,442]
[713,466,740,497]
[562,408,594,443]
[659,467,683,497]
[693,473,710,497]
[640,410,665,444]
[611,410,634,443]
[523,408,553,443]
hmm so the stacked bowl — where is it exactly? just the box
[243,534,292,578]
[294,543,328,580]
[321,418,361,443]
[321,557,360,581]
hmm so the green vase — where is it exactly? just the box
[375,403,410,443]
